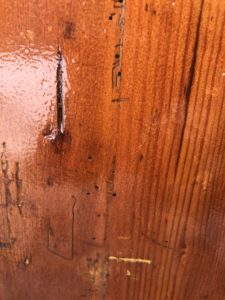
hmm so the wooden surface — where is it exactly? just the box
[0,0,225,299]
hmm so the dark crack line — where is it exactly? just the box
[175,0,204,175]
[57,47,64,134]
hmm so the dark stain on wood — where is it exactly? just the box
[63,21,75,39]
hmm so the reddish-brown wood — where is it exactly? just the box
[0,0,225,299]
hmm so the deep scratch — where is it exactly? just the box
[57,47,64,134]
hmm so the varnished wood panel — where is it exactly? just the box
[0,0,225,299]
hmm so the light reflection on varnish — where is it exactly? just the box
[0,46,69,159]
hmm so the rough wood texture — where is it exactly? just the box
[0,0,225,299]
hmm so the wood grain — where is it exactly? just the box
[0,0,225,299]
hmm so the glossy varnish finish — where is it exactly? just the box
[0,0,225,299]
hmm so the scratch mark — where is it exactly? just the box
[0,238,16,249]
[104,156,116,243]
[109,256,151,264]
[112,0,126,92]
[15,162,23,214]
[175,0,204,175]
[105,156,116,200]
[71,195,76,257]
[112,98,128,103]
[47,196,76,260]
[144,234,176,251]
[1,143,13,241]
[112,42,123,90]
[1,142,12,205]
[47,219,70,260]
[0,242,11,249]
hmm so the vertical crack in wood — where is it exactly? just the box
[56,47,64,135]
[175,0,205,175]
